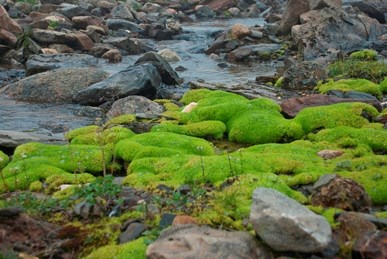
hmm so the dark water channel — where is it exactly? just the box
[0,18,271,138]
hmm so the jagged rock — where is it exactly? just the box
[311,175,372,212]
[0,5,22,34]
[146,224,272,259]
[101,48,122,63]
[106,95,164,119]
[73,64,162,105]
[292,7,387,60]
[309,0,342,10]
[135,51,182,85]
[278,0,310,35]
[26,53,99,75]
[250,187,332,252]
[0,67,107,103]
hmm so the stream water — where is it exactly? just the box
[0,18,271,138]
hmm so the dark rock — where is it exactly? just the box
[0,67,107,103]
[58,4,90,19]
[0,5,22,34]
[146,224,272,258]
[0,207,23,217]
[228,43,281,62]
[72,16,106,31]
[106,95,164,119]
[309,0,342,10]
[0,130,64,148]
[73,64,162,105]
[311,175,372,212]
[106,19,144,34]
[119,222,147,244]
[135,51,182,85]
[346,0,385,24]
[0,28,17,47]
[195,5,216,19]
[327,90,379,100]
[281,61,328,90]
[147,22,173,40]
[101,49,122,63]
[103,37,144,55]
[110,4,134,20]
[278,0,310,35]
[353,230,387,259]
[159,213,176,229]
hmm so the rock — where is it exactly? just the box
[147,22,173,40]
[237,0,256,11]
[172,215,197,226]
[280,94,382,118]
[0,28,17,47]
[346,0,385,24]
[195,5,216,19]
[0,130,64,148]
[72,16,106,31]
[141,2,163,13]
[292,8,387,60]
[353,230,387,258]
[278,0,310,35]
[58,4,90,19]
[309,0,342,10]
[135,51,181,85]
[242,4,261,17]
[25,53,99,76]
[146,224,272,258]
[103,37,144,55]
[0,5,22,34]
[69,31,94,51]
[30,28,77,46]
[106,19,143,34]
[250,187,332,252]
[118,222,146,244]
[73,64,162,105]
[41,48,59,54]
[227,7,241,16]
[0,67,107,103]
[0,207,23,217]
[110,4,134,20]
[228,43,281,62]
[311,175,372,212]
[317,149,344,160]
[157,48,181,62]
[201,0,235,11]
[159,213,176,229]
[229,23,251,39]
[106,95,164,119]
[101,49,122,63]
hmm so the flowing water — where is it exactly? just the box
[0,18,273,138]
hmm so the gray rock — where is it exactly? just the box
[228,43,281,61]
[110,4,134,20]
[107,95,164,119]
[281,61,328,90]
[0,130,64,148]
[345,0,385,23]
[26,53,99,76]
[309,0,342,10]
[106,19,143,33]
[119,222,147,244]
[58,4,90,19]
[103,37,144,55]
[31,28,77,46]
[146,224,272,259]
[195,5,216,19]
[0,67,107,103]
[278,0,310,35]
[250,187,332,252]
[73,64,162,105]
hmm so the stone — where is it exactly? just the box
[110,4,134,20]
[228,43,281,62]
[31,28,77,46]
[58,4,90,19]
[157,48,181,62]
[159,213,176,229]
[118,222,147,244]
[0,130,63,148]
[106,95,164,119]
[148,23,173,40]
[0,28,17,47]
[195,5,216,19]
[278,0,310,35]
[135,51,182,85]
[201,0,235,11]
[141,2,162,13]
[0,67,107,103]
[347,0,385,24]
[103,37,144,55]
[72,16,106,31]
[317,149,344,160]
[106,19,144,33]
[0,207,23,218]
[0,5,22,34]
[146,224,272,258]
[229,23,251,39]
[101,49,122,63]
[70,31,94,51]
[353,230,387,258]
[311,175,372,212]
[227,7,241,17]
[73,64,162,105]
[250,187,332,252]
[172,215,197,226]
[48,43,74,53]
[309,0,342,10]
[242,4,261,17]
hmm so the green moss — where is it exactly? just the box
[310,126,387,152]
[380,77,387,93]
[294,102,379,134]
[151,120,227,139]
[180,88,246,105]
[84,237,147,259]
[29,181,43,192]
[45,172,95,193]
[307,206,342,228]
[155,99,181,112]
[69,126,135,145]
[65,126,100,140]
[115,132,215,162]
[0,150,9,170]
[349,49,377,61]
[316,79,381,99]
[375,211,387,218]
[328,60,387,83]
[274,76,284,87]
[105,114,136,126]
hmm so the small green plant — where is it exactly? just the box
[17,0,38,5]
[48,20,60,30]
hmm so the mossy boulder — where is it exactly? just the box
[316,79,382,99]
[180,89,246,105]
[0,150,9,170]
[84,237,146,259]
[105,114,137,127]
[294,102,379,134]
[349,49,377,61]
[151,121,227,140]
[45,172,95,193]
[379,77,387,94]
[67,126,135,145]
[115,132,215,162]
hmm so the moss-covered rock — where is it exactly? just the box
[380,77,387,94]
[151,120,227,140]
[349,49,377,61]
[29,181,43,192]
[67,126,135,145]
[45,172,95,193]
[105,114,136,126]
[84,237,146,259]
[0,150,9,170]
[180,88,246,105]
[316,79,382,99]
[115,132,215,162]
[294,102,379,134]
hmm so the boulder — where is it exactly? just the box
[103,37,144,55]
[135,51,181,85]
[0,67,107,103]
[309,0,342,10]
[26,53,99,75]
[0,130,64,148]
[69,31,94,51]
[157,48,181,62]
[73,64,162,105]
[292,7,387,60]
[106,95,164,119]
[228,43,281,62]
[146,224,272,259]
[345,0,385,24]
[278,0,310,35]
[0,28,17,47]
[229,23,251,39]
[58,4,90,19]
[110,4,134,20]
[250,187,332,252]
[31,28,78,46]
[0,5,22,34]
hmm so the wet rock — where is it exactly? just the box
[228,43,281,62]
[0,67,107,103]
[73,64,162,105]
[25,53,99,75]
[0,5,22,34]
[147,22,173,40]
[135,51,182,85]
[119,222,147,244]
[353,230,387,258]
[0,130,63,148]
[157,48,181,62]
[292,7,387,60]
[103,37,144,55]
[280,94,382,118]
[278,0,310,35]
[281,61,327,90]
[101,48,122,63]
[311,175,372,212]
[106,95,164,119]
[250,187,332,253]
[146,224,272,259]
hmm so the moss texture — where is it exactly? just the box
[349,49,377,60]
[316,79,382,99]
[84,238,146,259]
[115,132,215,162]
[380,77,387,93]
[67,126,135,145]
[294,102,378,134]
[0,150,9,170]
[105,114,136,126]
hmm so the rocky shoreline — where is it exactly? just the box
[0,0,386,258]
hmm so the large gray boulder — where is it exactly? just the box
[73,64,162,105]
[250,188,332,253]
[0,130,64,148]
[0,68,107,103]
[146,224,272,259]
[292,7,387,60]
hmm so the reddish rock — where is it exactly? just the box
[101,49,122,63]
[172,215,197,226]
[70,31,94,51]
[317,149,344,160]
[353,230,387,259]
[0,29,18,47]
[311,176,372,212]
[72,16,106,31]
[0,5,22,35]
[278,0,310,35]
[200,0,235,11]
[229,23,251,39]
[309,0,342,10]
